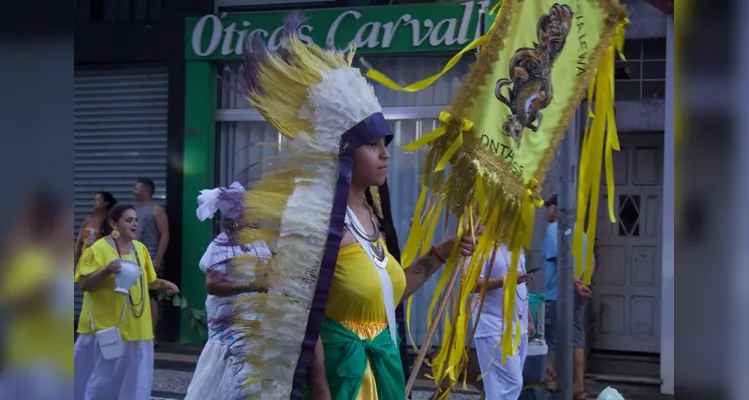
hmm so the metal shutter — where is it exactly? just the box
[73,66,169,318]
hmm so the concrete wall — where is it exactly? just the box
[623,0,669,39]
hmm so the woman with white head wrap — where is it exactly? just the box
[185,182,271,400]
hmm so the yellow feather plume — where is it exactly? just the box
[248,36,355,139]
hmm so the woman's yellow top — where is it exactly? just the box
[75,238,157,341]
[324,239,406,400]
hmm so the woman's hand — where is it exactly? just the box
[528,316,537,338]
[436,224,486,258]
[162,280,180,295]
[105,259,121,275]
[574,280,592,298]
[517,272,532,284]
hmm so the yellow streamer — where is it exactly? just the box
[405,199,441,352]
[475,172,487,217]
[500,237,521,363]
[363,33,487,92]
[521,178,544,249]
[489,0,501,15]
[402,112,473,152]
[574,20,627,283]
[402,187,428,267]
[403,127,446,152]
[425,215,464,341]
[498,178,541,363]
[363,0,506,95]
[435,133,464,172]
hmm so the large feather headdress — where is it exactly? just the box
[223,11,408,400]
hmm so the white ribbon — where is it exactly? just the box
[196,182,245,221]
[197,188,221,221]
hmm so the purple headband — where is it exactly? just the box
[340,112,393,154]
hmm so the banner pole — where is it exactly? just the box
[554,110,580,400]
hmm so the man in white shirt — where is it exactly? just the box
[471,243,536,399]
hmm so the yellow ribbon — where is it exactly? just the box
[500,238,521,363]
[364,0,505,94]
[489,0,501,15]
[521,178,544,249]
[402,111,473,151]
[401,187,427,268]
[574,21,627,283]
[435,133,464,172]
[475,171,487,217]
[614,19,629,61]
[364,32,487,92]
[603,48,618,224]
[401,111,473,172]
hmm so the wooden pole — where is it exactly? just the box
[404,257,463,397]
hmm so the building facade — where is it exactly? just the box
[74,0,673,394]
[73,0,214,342]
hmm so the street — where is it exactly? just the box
[149,367,483,399]
[148,365,672,400]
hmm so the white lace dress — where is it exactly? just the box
[185,233,270,400]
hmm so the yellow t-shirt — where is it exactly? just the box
[75,238,157,341]
[0,247,73,376]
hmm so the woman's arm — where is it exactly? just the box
[74,220,88,267]
[401,224,484,300]
[472,272,531,293]
[148,278,179,294]
[401,246,448,300]
[78,259,119,292]
[307,337,331,399]
[152,205,170,271]
[472,276,504,293]
[205,269,267,297]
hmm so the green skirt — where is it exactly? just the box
[304,318,406,399]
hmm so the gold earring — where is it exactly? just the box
[111,228,120,239]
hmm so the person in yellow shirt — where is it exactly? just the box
[0,192,74,400]
[73,204,178,400]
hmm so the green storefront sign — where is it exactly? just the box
[186,0,491,60]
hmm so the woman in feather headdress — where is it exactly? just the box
[219,11,485,400]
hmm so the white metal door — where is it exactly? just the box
[591,132,663,353]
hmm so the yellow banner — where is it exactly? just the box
[455,0,625,187]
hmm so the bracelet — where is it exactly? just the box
[431,246,447,263]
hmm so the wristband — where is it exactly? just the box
[431,246,447,263]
